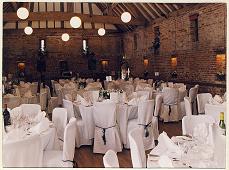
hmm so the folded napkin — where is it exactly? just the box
[192,123,210,144]
[77,94,90,106]
[23,90,33,97]
[158,155,173,168]
[30,117,49,134]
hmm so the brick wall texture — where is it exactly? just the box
[3,3,226,94]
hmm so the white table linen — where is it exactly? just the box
[205,103,226,124]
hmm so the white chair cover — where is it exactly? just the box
[65,94,73,101]
[110,92,119,103]
[90,90,99,103]
[20,104,41,117]
[52,108,68,142]
[3,96,21,109]
[189,86,199,114]
[75,105,93,147]
[197,93,212,114]
[30,82,38,95]
[147,79,153,86]
[125,100,156,150]
[93,102,122,154]
[3,134,43,167]
[184,97,192,116]
[128,128,146,168]
[43,118,76,167]
[160,87,182,122]
[103,150,119,168]
[211,124,226,168]
[154,94,162,117]
[40,91,47,111]
[182,115,215,136]
[47,97,59,114]
[62,99,75,121]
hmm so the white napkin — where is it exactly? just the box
[158,155,173,168]
[23,90,33,97]
[192,123,209,143]
[30,117,49,134]
[77,94,90,106]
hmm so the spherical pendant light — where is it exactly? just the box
[61,33,70,41]
[24,26,33,35]
[17,7,29,20]
[70,16,81,28]
[98,28,105,36]
[121,12,131,23]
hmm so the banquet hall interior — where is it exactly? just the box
[2,2,227,168]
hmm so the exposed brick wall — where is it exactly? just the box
[3,29,122,80]
[122,3,226,94]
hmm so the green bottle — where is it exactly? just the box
[219,112,226,135]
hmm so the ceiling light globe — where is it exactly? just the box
[98,28,105,36]
[121,12,131,23]
[24,26,33,35]
[61,33,70,41]
[17,7,29,20]
[70,16,81,28]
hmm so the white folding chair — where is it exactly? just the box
[52,108,68,142]
[43,117,76,167]
[197,93,212,114]
[93,102,122,154]
[128,128,146,168]
[62,99,75,121]
[103,150,119,168]
[125,100,156,150]
[3,134,43,167]
[182,115,215,136]
[20,104,41,117]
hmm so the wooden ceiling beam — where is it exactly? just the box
[81,3,84,29]
[67,3,74,12]
[163,4,173,12]
[172,4,179,10]
[113,9,131,32]
[119,3,136,18]
[140,3,156,19]
[132,4,151,22]
[60,2,65,28]
[155,4,169,15]
[124,3,146,22]
[165,3,176,11]
[3,12,145,26]
[147,3,162,17]
[10,2,18,12]
[88,3,95,29]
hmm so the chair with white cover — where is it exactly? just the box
[52,108,68,142]
[43,117,76,167]
[110,92,119,103]
[40,91,48,111]
[189,85,199,114]
[20,104,41,117]
[3,96,21,109]
[3,134,43,167]
[125,100,156,150]
[211,124,226,168]
[62,99,75,121]
[182,115,215,136]
[184,97,192,116]
[30,82,38,95]
[47,96,59,114]
[64,94,73,101]
[93,102,122,154]
[147,79,153,86]
[159,87,182,122]
[197,93,212,114]
[103,150,119,168]
[128,128,146,168]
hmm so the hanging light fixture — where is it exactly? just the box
[121,12,131,23]
[24,26,33,35]
[17,7,29,20]
[70,16,81,28]
[98,28,105,36]
[61,33,70,41]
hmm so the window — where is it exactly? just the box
[40,39,46,51]
[83,39,87,53]
[190,13,199,42]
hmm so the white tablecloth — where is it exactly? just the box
[205,103,226,124]
[4,125,56,151]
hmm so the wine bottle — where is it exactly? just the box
[3,104,11,127]
[219,112,226,135]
